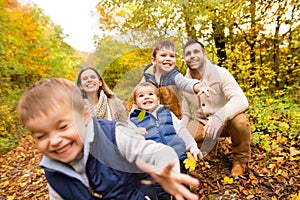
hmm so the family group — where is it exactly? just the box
[17,39,251,200]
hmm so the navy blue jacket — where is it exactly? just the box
[143,63,179,87]
[42,119,156,200]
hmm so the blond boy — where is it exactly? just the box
[17,78,199,200]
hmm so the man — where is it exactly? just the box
[181,39,251,177]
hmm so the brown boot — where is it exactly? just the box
[231,161,247,177]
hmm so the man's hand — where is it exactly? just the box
[203,115,223,139]
[136,160,199,200]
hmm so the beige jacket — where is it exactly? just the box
[182,59,249,126]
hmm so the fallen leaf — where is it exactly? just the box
[290,147,300,157]
[183,152,197,171]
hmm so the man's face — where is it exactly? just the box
[135,86,159,112]
[152,48,176,74]
[25,104,90,163]
[184,43,206,70]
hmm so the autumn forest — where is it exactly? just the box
[0,0,299,199]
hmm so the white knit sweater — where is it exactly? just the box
[182,59,249,126]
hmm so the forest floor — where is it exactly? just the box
[0,134,299,200]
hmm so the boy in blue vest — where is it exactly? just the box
[17,78,199,200]
[129,82,202,200]
[141,40,206,120]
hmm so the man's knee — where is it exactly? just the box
[229,113,251,133]
[187,120,204,142]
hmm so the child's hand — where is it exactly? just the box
[194,74,219,97]
[192,149,203,161]
[195,81,210,97]
[136,159,199,200]
[135,127,147,136]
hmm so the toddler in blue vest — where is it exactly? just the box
[129,82,202,200]
[17,78,200,200]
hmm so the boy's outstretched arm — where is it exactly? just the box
[136,159,199,200]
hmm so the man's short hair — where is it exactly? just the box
[183,39,205,53]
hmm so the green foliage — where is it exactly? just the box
[93,38,140,74]
[103,48,151,89]
[113,64,145,102]
[96,0,300,94]
[0,99,21,152]
[246,87,300,155]
[0,0,83,151]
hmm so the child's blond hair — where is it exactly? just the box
[18,78,85,125]
[133,82,159,103]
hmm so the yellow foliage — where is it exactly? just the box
[222,176,234,184]
[116,9,127,17]
[278,122,290,129]
[7,194,16,200]
[0,180,10,188]
[183,152,197,171]
[289,191,300,200]
[290,147,300,157]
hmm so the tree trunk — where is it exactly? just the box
[212,22,227,67]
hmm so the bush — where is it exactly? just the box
[0,92,24,152]
[246,87,300,154]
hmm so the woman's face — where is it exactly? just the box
[80,69,102,93]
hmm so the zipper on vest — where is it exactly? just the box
[88,187,103,199]
[148,78,158,87]
[155,119,159,127]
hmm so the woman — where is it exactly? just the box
[76,66,128,122]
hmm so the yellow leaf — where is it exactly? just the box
[19,181,27,187]
[7,193,16,200]
[0,180,9,188]
[232,188,239,193]
[183,152,197,171]
[278,122,289,129]
[223,176,234,184]
[273,157,285,162]
[137,110,146,122]
[290,147,300,157]
[36,169,44,174]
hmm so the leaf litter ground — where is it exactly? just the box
[0,135,299,199]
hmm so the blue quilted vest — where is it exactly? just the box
[143,64,179,87]
[130,106,187,161]
[43,119,156,200]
